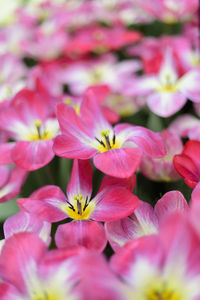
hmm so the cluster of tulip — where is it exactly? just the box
[0,0,200,299]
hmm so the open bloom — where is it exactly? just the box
[0,232,81,300]
[0,88,59,170]
[127,49,200,117]
[111,212,200,300]
[53,89,165,178]
[18,159,139,251]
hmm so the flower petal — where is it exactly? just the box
[0,232,46,294]
[12,140,55,171]
[0,142,16,165]
[18,185,67,222]
[53,134,97,159]
[55,220,107,252]
[91,187,139,221]
[155,191,188,221]
[94,148,142,178]
[147,91,186,117]
[67,159,93,200]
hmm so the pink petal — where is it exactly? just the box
[155,191,188,222]
[0,166,10,188]
[0,142,16,165]
[99,173,136,192]
[18,185,67,222]
[12,140,55,171]
[56,103,91,137]
[0,282,20,300]
[115,124,166,158]
[80,88,111,134]
[91,187,139,222]
[94,148,142,178]
[0,232,46,294]
[55,220,107,252]
[180,68,200,102]
[0,166,27,203]
[86,85,110,104]
[106,200,159,252]
[147,92,187,117]
[191,182,200,206]
[4,211,51,246]
[159,213,199,268]
[169,114,200,137]
[110,235,162,279]
[67,159,93,200]
[53,134,97,159]
[101,106,119,124]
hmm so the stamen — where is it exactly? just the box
[34,119,42,139]
[77,200,82,215]
[104,135,111,149]
[112,134,116,145]
[95,137,106,148]
[66,201,75,211]
[83,196,89,211]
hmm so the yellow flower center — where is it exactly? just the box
[28,119,52,141]
[94,129,120,153]
[146,282,182,300]
[61,194,95,220]
[156,84,179,93]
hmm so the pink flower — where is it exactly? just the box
[105,190,188,251]
[110,211,200,300]
[53,89,165,178]
[0,88,59,170]
[127,49,200,117]
[18,159,138,251]
[0,232,82,299]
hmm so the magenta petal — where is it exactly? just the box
[0,282,20,299]
[53,134,97,159]
[94,148,142,178]
[155,191,188,222]
[105,217,138,252]
[91,187,139,221]
[106,200,159,252]
[4,211,51,246]
[55,220,107,252]
[0,166,10,188]
[0,166,28,203]
[0,232,46,294]
[99,174,136,192]
[127,126,166,158]
[0,142,15,165]
[18,185,67,222]
[67,159,93,199]
[110,235,162,278]
[12,140,55,171]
